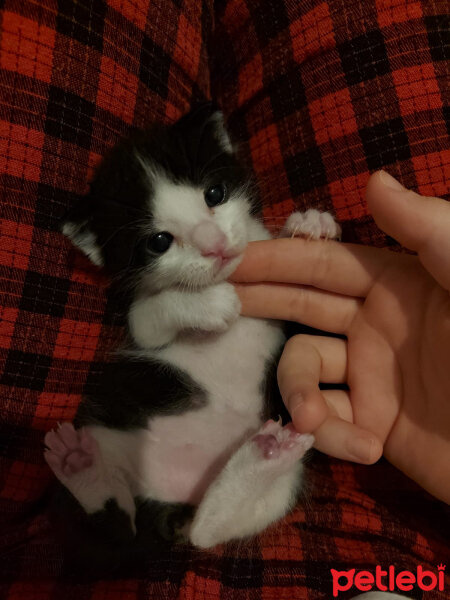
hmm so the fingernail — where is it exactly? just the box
[348,436,375,463]
[379,170,405,191]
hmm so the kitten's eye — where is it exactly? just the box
[204,184,226,208]
[147,232,173,253]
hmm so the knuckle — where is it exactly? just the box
[283,333,312,356]
[283,334,304,356]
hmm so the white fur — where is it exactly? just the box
[137,174,254,293]
[129,282,242,347]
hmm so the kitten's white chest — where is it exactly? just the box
[158,316,284,414]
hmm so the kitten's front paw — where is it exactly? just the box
[282,209,341,240]
[201,282,241,332]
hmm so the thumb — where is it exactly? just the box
[366,170,450,291]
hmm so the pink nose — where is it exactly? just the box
[191,221,227,257]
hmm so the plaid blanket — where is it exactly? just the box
[0,0,449,598]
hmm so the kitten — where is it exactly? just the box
[44,105,341,569]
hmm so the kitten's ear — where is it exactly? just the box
[61,196,103,267]
[208,110,233,154]
[176,103,234,154]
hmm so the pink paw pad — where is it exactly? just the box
[253,434,280,459]
[253,421,314,461]
[44,423,97,478]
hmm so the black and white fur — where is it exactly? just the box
[44,106,403,596]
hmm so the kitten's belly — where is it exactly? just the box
[134,406,261,504]
[133,316,284,504]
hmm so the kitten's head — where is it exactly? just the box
[63,105,259,295]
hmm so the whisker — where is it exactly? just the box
[97,218,151,249]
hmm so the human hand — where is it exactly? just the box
[231,171,450,503]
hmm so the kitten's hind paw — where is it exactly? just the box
[253,420,314,464]
[44,423,98,481]
[282,209,341,240]
[189,420,314,548]
[44,423,136,524]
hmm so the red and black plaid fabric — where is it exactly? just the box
[213,0,449,244]
[0,0,449,598]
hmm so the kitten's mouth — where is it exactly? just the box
[218,256,233,268]
[212,252,242,274]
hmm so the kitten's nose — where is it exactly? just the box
[191,221,227,257]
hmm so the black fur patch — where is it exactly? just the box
[75,358,206,430]
[134,497,194,544]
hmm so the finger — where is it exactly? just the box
[278,335,348,407]
[235,283,361,334]
[278,336,348,433]
[278,337,327,432]
[292,335,348,382]
[322,389,353,423]
[367,170,450,291]
[346,332,401,443]
[230,237,394,297]
[290,387,354,426]
[289,386,352,428]
[287,384,383,464]
[311,415,383,464]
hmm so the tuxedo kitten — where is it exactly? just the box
[44,105,341,571]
